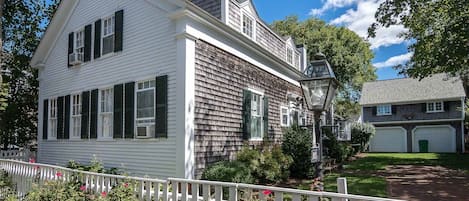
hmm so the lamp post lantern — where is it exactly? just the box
[298,53,339,190]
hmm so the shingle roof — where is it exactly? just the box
[359,73,466,105]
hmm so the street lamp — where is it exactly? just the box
[298,53,339,190]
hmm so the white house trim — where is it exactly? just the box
[361,97,465,107]
[411,125,456,152]
[369,118,464,125]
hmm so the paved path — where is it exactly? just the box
[384,165,469,201]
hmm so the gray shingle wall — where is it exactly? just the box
[190,0,222,19]
[363,101,463,122]
[256,22,286,62]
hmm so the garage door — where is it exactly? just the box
[369,127,407,152]
[412,126,455,153]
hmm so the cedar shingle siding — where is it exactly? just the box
[190,0,222,19]
[194,40,301,177]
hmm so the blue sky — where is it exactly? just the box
[252,0,410,80]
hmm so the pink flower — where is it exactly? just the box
[123,183,129,188]
[262,190,272,195]
[101,191,107,198]
[29,158,35,163]
[80,185,86,191]
[34,166,40,170]
[56,172,63,177]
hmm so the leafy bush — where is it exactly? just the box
[323,128,353,163]
[282,125,313,178]
[202,161,254,184]
[67,156,120,175]
[351,123,376,152]
[0,170,17,201]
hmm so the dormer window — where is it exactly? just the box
[376,104,392,116]
[427,101,444,113]
[102,15,115,55]
[242,14,254,39]
[286,47,293,64]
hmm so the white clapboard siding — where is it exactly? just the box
[38,0,179,178]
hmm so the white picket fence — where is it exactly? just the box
[0,159,404,201]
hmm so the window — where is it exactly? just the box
[71,94,82,139]
[242,14,253,38]
[289,108,299,125]
[48,98,58,139]
[286,47,293,64]
[99,88,113,138]
[250,92,263,139]
[298,111,306,126]
[376,104,392,116]
[427,101,444,113]
[295,54,300,69]
[74,29,84,59]
[280,106,289,127]
[136,80,156,138]
[102,15,115,55]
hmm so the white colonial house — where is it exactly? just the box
[31,0,312,179]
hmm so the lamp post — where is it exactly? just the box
[298,53,339,190]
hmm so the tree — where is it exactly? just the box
[369,0,469,80]
[0,0,58,148]
[271,16,376,117]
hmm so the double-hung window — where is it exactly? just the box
[286,47,293,64]
[376,104,392,116]
[280,106,289,127]
[102,15,115,55]
[242,14,254,38]
[74,29,84,61]
[71,94,81,139]
[298,111,306,126]
[427,101,444,113]
[48,98,58,139]
[250,92,263,139]
[99,88,113,139]
[136,80,156,138]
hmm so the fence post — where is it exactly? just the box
[337,177,348,201]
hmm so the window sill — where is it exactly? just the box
[426,111,444,113]
[96,138,115,142]
[249,138,263,141]
[376,114,392,116]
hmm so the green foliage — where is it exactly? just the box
[351,123,376,153]
[271,16,376,100]
[67,156,120,175]
[0,170,17,200]
[322,127,353,163]
[369,0,469,78]
[281,125,313,178]
[202,161,254,184]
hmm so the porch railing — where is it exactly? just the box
[0,150,32,162]
[0,159,404,201]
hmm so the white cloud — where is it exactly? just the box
[373,52,413,68]
[310,0,359,16]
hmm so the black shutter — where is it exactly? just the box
[391,105,397,115]
[422,103,427,112]
[293,111,299,126]
[242,89,252,140]
[57,96,64,139]
[64,95,71,139]
[84,24,92,62]
[114,10,124,52]
[90,89,99,139]
[263,96,269,138]
[43,99,49,140]
[68,32,74,67]
[114,84,124,138]
[124,82,135,138]
[94,20,101,59]
[155,75,168,138]
[444,101,450,111]
[372,106,377,116]
[81,91,90,139]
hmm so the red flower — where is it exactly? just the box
[56,172,63,177]
[262,190,272,195]
[80,185,86,191]
[101,191,107,198]
[34,165,40,170]
[123,183,129,188]
[29,158,35,163]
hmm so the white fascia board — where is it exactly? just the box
[369,118,464,125]
[360,97,466,107]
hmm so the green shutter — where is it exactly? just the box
[57,96,64,139]
[81,91,90,139]
[155,75,168,138]
[242,89,252,140]
[64,95,71,139]
[263,96,269,139]
[43,99,48,140]
[124,82,135,138]
[113,84,124,138]
[90,89,98,139]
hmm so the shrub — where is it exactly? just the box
[351,123,376,152]
[202,161,254,184]
[67,156,120,175]
[323,127,353,163]
[282,125,313,178]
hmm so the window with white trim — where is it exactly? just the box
[280,106,289,127]
[298,111,306,126]
[427,101,444,112]
[250,92,263,139]
[99,88,113,138]
[48,98,58,139]
[102,15,115,55]
[286,47,293,64]
[289,108,299,125]
[74,29,84,59]
[71,94,82,139]
[136,80,156,138]
[242,14,254,38]
[295,54,300,69]
[376,104,392,116]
